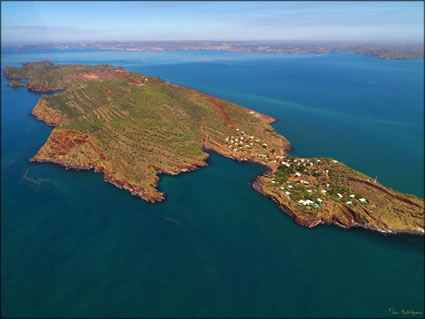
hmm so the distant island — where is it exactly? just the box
[6,41,424,60]
[4,61,424,235]
[8,80,28,88]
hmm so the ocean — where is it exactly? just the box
[1,48,424,317]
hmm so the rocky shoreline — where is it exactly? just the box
[8,80,28,88]
[30,133,211,204]
[251,178,424,236]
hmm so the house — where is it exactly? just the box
[298,199,313,206]
[271,181,276,184]
[337,193,343,198]
[350,194,355,198]
[316,160,321,162]
[288,185,293,189]
[359,198,367,203]
[325,170,329,174]
[281,161,290,167]
[326,183,330,188]
[236,128,240,131]
[307,190,312,193]
[321,190,327,194]
[317,198,323,203]
[285,191,290,195]
[295,172,301,177]
[346,201,352,205]
[280,187,285,190]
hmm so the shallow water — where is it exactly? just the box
[1,48,424,317]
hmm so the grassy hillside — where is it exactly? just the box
[4,61,290,202]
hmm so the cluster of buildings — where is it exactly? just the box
[336,193,367,205]
[268,157,370,208]
[225,129,257,153]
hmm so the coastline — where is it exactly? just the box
[12,43,425,60]
[251,177,425,236]
[8,61,423,236]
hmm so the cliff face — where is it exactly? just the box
[31,99,71,127]
[5,61,424,235]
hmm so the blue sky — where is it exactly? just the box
[1,1,423,43]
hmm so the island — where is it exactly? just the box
[8,80,28,88]
[12,41,425,60]
[4,61,424,235]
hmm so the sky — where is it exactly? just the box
[1,1,424,43]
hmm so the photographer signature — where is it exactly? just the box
[389,307,423,316]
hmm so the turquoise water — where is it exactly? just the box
[1,49,424,317]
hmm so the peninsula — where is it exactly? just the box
[4,61,424,235]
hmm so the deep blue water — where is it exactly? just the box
[1,48,424,317]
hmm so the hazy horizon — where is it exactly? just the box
[2,1,424,43]
[2,39,424,46]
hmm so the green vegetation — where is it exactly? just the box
[5,61,290,203]
[5,61,423,234]
[275,164,295,182]
[259,156,424,234]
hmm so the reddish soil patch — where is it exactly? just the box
[48,130,104,158]
[288,174,301,182]
[200,125,209,144]
[200,125,230,153]
[205,96,232,127]
[208,137,230,153]
[63,71,115,82]
[114,70,144,86]
[102,85,112,94]
[64,70,144,87]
